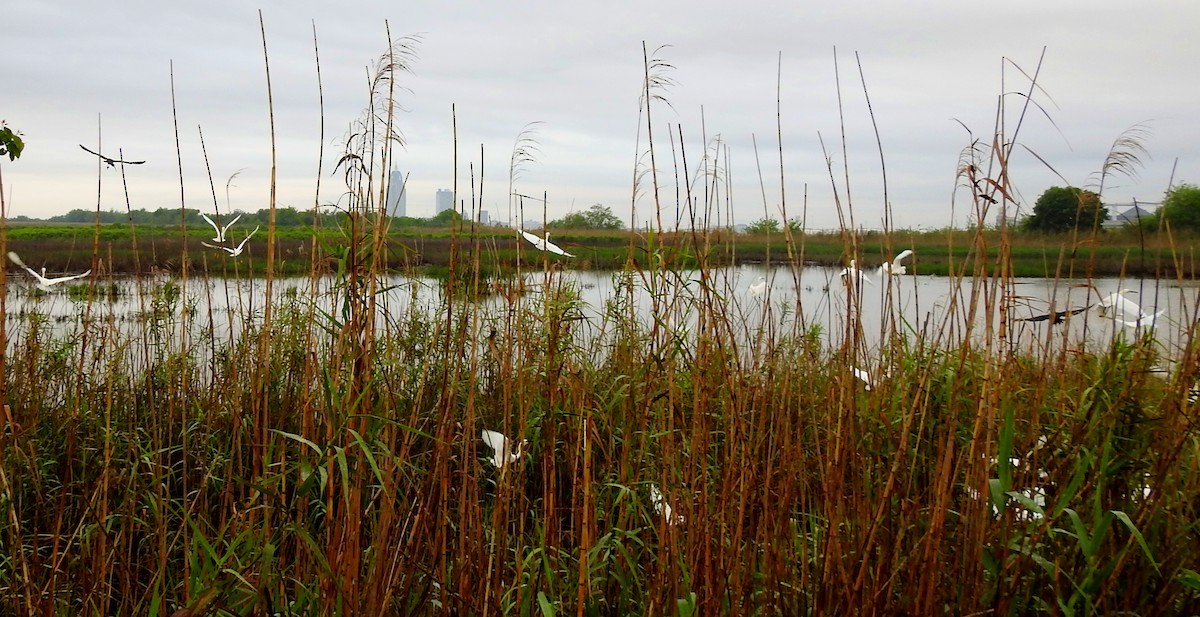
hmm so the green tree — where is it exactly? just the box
[0,122,24,161]
[547,204,624,230]
[1157,183,1200,231]
[1022,186,1107,232]
[744,217,781,234]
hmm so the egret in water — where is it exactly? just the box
[518,229,574,257]
[748,276,767,299]
[202,226,259,257]
[838,260,873,286]
[649,483,683,525]
[200,212,242,243]
[481,429,526,469]
[879,249,914,275]
[7,252,91,291]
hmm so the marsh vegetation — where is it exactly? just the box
[0,30,1197,617]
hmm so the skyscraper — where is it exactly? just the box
[385,169,407,218]
[435,189,453,214]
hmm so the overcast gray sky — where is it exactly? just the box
[3,1,1196,230]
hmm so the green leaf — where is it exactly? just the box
[537,592,557,617]
[1111,510,1159,574]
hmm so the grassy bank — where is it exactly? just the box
[5,222,1198,279]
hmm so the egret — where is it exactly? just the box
[851,366,873,391]
[1111,310,1165,330]
[1098,289,1157,320]
[518,229,574,257]
[748,276,767,299]
[7,252,91,291]
[838,260,873,286]
[202,226,259,257]
[879,249,914,275]
[480,429,526,469]
[200,212,242,243]
[649,483,683,525]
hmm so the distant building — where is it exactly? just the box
[435,189,453,214]
[1103,202,1158,228]
[478,210,491,225]
[385,169,406,218]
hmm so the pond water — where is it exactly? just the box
[5,266,1199,366]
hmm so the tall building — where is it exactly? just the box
[435,189,454,214]
[385,169,407,218]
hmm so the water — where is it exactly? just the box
[6,267,1198,366]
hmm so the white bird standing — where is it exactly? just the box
[649,483,683,525]
[202,226,259,257]
[879,249,914,275]
[838,260,873,286]
[748,276,767,299]
[480,429,526,469]
[7,252,91,291]
[200,212,242,243]
[518,229,574,257]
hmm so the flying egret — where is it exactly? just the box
[649,483,683,525]
[748,276,767,299]
[481,429,526,469]
[838,260,873,286]
[7,252,91,291]
[518,229,574,257]
[202,226,259,257]
[200,212,242,243]
[1098,289,1153,320]
[879,249,914,275]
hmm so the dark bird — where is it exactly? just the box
[1017,304,1092,325]
[79,144,145,167]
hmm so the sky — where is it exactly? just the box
[2,1,1197,231]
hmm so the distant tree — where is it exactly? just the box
[1022,186,1107,233]
[1157,183,1200,231]
[744,217,781,234]
[547,204,624,230]
[428,208,461,226]
[0,122,24,161]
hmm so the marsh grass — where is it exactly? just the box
[0,33,1198,617]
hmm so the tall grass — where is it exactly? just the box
[0,31,1198,617]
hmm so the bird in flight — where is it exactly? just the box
[202,226,259,257]
[1016,304,1092,325]
[79,144,145,167]
[200,212,242,243]
[7,251,91,291]
[518,229,574,257]
[879,249,914,275]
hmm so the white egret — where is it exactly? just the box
[202,226,259,257]
[7,252,91,291]
[480,429,526,469]
[1097,288,1162,324]
[200,212,242,243]
[649,483,683,525]
[838,260,873,286]
[851,366,873,391]
[1111,310,1165,330]
[879,249,913,275]
[748,276,767,299]
[518,229,574,257]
